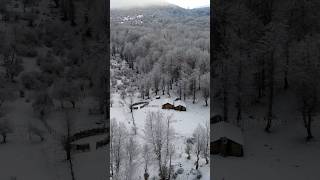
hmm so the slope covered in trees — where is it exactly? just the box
[110,4,210,180]
[213,0,320,138]
[212,0,320,179]
[0,0,108,179]
[111,5,210,104]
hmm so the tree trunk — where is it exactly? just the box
[61,101,64,109]
[158,154,163,180]
[195,153,200,170]
[284,40,289,90]
[69,0,76,26]
[236,57,243,127]
[306,111,313,141]
[193,80,196,104]
[69,158,76,180]
[236,101,242,127]
[71,101,76,109]
[198,74,201,90]
[179,85,182,100]
[1,134,6,144]
[302,102,307,128]
[223,85,228,122]
[144,172,149,180]
[53,0,60,8]
[265,51,274,133]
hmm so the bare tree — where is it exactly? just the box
[201,72,210,106]
[144,111,174,180]
[32,91,54,121]
[0,118,13,144]
[28,122,45,141]
[185,141,192,160]
[111,119,128,178]
[142,144,151,180]
[202,121,210,164]
[124,136,139,180]
[61,110,75,180]
[193,124,205,170]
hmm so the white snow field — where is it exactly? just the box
[111,91,210,179]
[0,97,107,180]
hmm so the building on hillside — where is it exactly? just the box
[162,99,174,109]
[174,100,186,111]
[211,121,244,157]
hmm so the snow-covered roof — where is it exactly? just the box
[174,100,186,107]
[211,121,244,145]
[162,98,173,105]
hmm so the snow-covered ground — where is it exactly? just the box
[111,90,210,179]
[0,97,107,180]
[213,92,320,180]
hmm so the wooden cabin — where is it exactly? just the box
[211,121,244,157]
[162,99,174,109]
[174,100,186,111]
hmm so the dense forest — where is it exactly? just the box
[213,0,320,139]
[111,6,210,105]
[0,0,108,179]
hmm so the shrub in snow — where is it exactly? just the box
[185,142,192,159]
[177,168,184,174]
[32,91,54,120]
[15,44,38,57]
[28,123,45,141]
[20,72,42,90]
[172,172,178,179]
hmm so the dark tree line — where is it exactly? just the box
[213,0,320,140]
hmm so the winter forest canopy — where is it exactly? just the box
[111,6,210,105]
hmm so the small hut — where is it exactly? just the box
[174,101,186,111]
[162,99,174,109]
[211,121,244,157]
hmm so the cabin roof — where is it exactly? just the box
[174,100,186,107]
[162,98,173,105]
[211,121,244,145]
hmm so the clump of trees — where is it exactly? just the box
[110,118,140,179]
[144,111,175,180]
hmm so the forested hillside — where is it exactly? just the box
[213,0,320,137]
[0,0,108,179]
[212,1,320,179]
[110,5,210,180]
[111,5,210,104]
